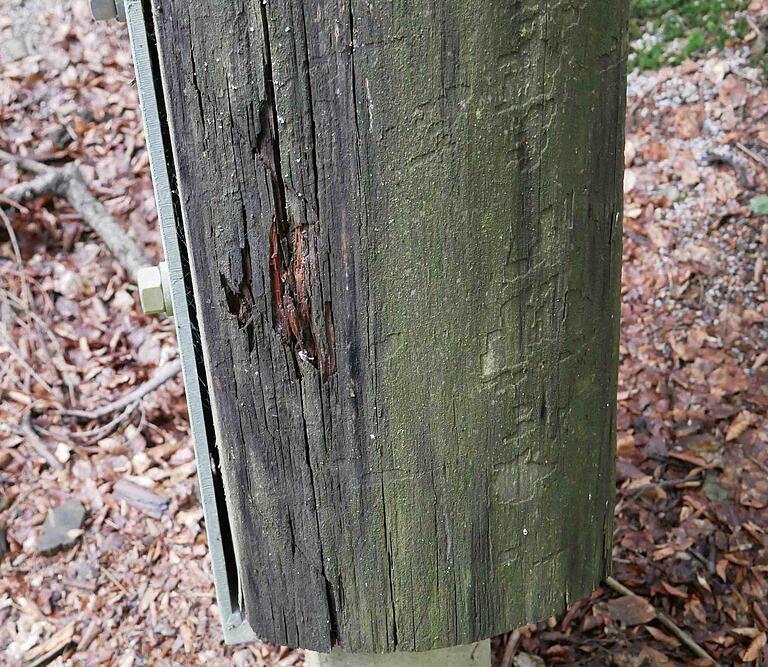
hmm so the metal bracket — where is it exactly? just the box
[119,0,257,645]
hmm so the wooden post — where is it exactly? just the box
[145,0,629,659]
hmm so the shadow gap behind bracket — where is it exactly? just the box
[124,0,257,645]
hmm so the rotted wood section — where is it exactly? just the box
[150,0,628,653]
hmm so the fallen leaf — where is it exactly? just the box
[726,411,754,441]
[660,581,688,598]
[732,627,763,639]
[717,558,729,582]
[645,624,681,648]
[639,645,676,667]
[603,595,656,626]
[741,631,766,662]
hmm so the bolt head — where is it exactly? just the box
[90,0,117,20]
[137,265,165,315]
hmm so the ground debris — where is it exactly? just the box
[35,499,86,556]
[599,596,656,627]
[22,622,74,667]
[112,478,168,518]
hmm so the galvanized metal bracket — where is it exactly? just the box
[121,0,257,644]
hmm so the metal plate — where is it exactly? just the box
[124,0,257,644]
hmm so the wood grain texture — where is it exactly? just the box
[150,0,629,653]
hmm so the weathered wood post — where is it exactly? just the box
[116,0,629,662]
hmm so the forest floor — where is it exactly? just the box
[1,1,768,666]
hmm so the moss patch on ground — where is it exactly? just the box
[630,0,750,70]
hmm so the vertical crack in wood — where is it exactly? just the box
[221,239,254,326]
[322,300,336,380]
[256,4,337,380]
[220,72,256,350]
[299,3,320,221]
[258,1,339,648]
[380,475,399,648]
[187,32,206,135]
[345,0,398,648]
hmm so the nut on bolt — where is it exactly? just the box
[90,0,125,21]
[137,262,174,316]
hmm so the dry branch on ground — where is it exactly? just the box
[0,150,149,279]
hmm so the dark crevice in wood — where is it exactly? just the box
[295,367,337,646]
[258,3,339,649]
[325,577,340,647]
[220,238,254,328]
[299,3,320,216]
[380,475,399,648]
[187,38,206,128]
[346,2,360,137]
[286,508,296,556]
[322,301,336,379]
[143,0,242,613]
[221,73,256,350]
[257,3,336,380]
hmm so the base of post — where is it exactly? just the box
[305,639,491,666]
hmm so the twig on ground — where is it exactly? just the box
[3,169,66,203]
[604,576,720,666]
[628,73,671,129]
[500,629,522,667]
[0,149,50,174]
[0,286,66,356]
[59,164,149,278]
[18,411,62,470]
[622,472,703,505]
[68,402,139,444]
[61,359,182,421]
[101,566,131,597]
[747,15,766,60]
[732,69,763,86]
[0,150,149,279]
[734,142,768,170]
[687,547,713,573]
[0,329,56,396]
[76,620,100,653]
[0,207,33,307]
[747,455,768,476]
[703,150,751,188]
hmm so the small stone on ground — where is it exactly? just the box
[36,499,86,556]
[0,525,8,561]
